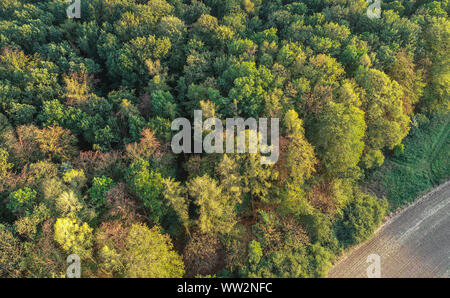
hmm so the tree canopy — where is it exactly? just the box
[0,0,447,278]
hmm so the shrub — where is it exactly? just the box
[87,176,115,212]
[335,191,388,247]
[7,187,37,216]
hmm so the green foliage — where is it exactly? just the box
[243,211,334,278]
[0,0,447,278]
[283,110,317,183]
[15,203,51,240]
[0,49,61,109]
[419,17,450,113]
[116,35,171,88]
[248,240,263,265]
[63,169,87,191]
[126,160,166,222]
[187,174,238,235]
[335,191,388,247]
[87,176,115,212]
[240,153,278,204]
[0,148,12,179]
[388,50,425,114]
[7,187,37,216]
[222,61,274,117]
[162,178,189,231]
[357,68,411,168]
[146,116,173,143]
[365,113,450,209]
[311,97,365,177]
[301,212,340,254]
[279,110,317,215]
[151,90,177,119]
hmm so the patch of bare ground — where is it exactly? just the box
[329,180,450,278]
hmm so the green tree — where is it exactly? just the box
[7,187,37,216]
[63,169,87,191]
[282,110,317,184]
[87,176,115,212]
[0,148,12,180]
[151,90,177,119]
[335,191,388,246]
[117,35,171,88]
[187,175,237,235]
[420,17,450,112]
[162,178,189,233]
[126,160,165,222]
[222,61,274,117]
[357,68,410,168]
[310,95,366,177]
[388,50,425,114]
[279,110,317,215]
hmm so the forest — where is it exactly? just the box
[0,0,448,278]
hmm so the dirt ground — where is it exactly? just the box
[329,181,450,278]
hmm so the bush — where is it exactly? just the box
[7,187,38,216]
[335,191,388,247]
[87,176,115,212]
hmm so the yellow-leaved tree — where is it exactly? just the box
[124,223,185,278]
[54,217,93,259]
